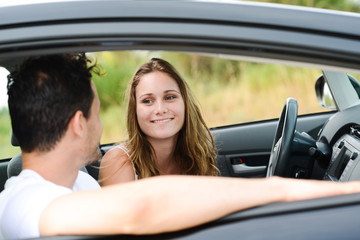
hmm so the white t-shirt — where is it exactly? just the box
[0,169,100,239]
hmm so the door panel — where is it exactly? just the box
[213,112,335,178]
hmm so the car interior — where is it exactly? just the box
[1,50,360,239]
[1,0,360,238]
[0,52,360,180]
[1,50,360,184]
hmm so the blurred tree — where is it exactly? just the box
[249,0,360,12]
[91,51,147,111]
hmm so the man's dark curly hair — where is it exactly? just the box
[7,53,100,152]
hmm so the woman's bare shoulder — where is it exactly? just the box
[101,145,130,166]
[99,144,134,186]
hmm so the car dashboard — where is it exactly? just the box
[324,127,360,182]
[317,104,360,182]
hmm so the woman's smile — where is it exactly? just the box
[151,118,174,123]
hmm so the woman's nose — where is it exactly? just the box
[155,101,168,114]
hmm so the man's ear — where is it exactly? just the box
[68,110,86,138]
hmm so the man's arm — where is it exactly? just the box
[39,175,360,236]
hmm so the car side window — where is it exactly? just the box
[0,67,21,159]
[91,51,331,145]
[0,52,340,156]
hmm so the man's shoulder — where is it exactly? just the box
[0,169,72,239]
[74,170,101,191]
[0,169,72,220]
[2,169,67,195]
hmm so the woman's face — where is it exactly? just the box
[135,71,185,142]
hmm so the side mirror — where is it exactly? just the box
[315,75,336,110]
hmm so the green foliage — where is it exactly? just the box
[161,52,242,85]
[90,51,148,111]
[0,108,10,137]
[251,0,360,12]
[0,107,20,158]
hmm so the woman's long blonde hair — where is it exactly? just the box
[127,58,218,178]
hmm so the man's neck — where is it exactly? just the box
[22,149,81,189]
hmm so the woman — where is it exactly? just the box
[99,58,218,185]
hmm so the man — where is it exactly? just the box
[1,53,359,239]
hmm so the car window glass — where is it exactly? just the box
[0,52,343,157]
[0,67,21,159]
[3,51,355,156]
[90,51,331,145]
[322,82,337,109]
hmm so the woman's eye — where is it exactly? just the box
[166,95,177,100]
[142,99,152,104]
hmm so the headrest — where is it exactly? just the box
[7,153,23,178]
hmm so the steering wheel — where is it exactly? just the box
[266,98,298,177]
